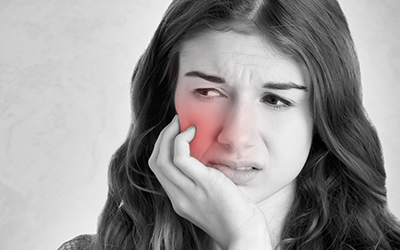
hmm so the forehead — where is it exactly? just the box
[179,29,309,86]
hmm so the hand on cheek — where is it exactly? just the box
[148,115,270,250]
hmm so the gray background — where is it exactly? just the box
[0,0,399,249]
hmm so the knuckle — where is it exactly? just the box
[174,131,183,141]
[174,133,184,147]
[155,158,164,169]
[173,154,186,167]
[172,199,189,217]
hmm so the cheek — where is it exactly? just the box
[270,113,313,171]
[175,95,223,162]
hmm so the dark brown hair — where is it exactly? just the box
[92,0,400,249]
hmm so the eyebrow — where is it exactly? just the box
[185,71,225,84]
[262,82,308,91]
[184,70,308,91]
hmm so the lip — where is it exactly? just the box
[208,160,261,185]
[209,160,262,170]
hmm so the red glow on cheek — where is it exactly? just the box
[175,94,222,163]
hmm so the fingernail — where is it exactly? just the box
[187,125,196,133]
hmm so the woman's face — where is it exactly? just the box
[174,29,313,203]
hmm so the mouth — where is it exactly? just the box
[208,161,262,171]
[207,161,261,185]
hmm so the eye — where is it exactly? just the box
[261,93,292,110]
[194,88,226,100]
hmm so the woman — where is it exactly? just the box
[59,0,400,249]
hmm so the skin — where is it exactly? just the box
[149,29,314,250]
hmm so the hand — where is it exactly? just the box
[148,115,272,250]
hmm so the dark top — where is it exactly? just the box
[57,235,93,250]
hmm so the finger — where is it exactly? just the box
[157,114,180,165]
[148,115,178,170]
[173,125,208,180]
[151,116,196,188]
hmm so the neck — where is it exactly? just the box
[210,182,295,250]
[258,183,295,248]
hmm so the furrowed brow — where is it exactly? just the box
[185,71,308,91]
[263,82,308,91]
[184,71,226,84]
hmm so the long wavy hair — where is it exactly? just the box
[91,0,400,249]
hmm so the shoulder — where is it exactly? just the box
[57,234,94,250]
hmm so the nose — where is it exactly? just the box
[217,99,257,152]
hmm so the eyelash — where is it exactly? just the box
[194,88,293,110]
[261,93,293,110]
[194,88,226,100]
